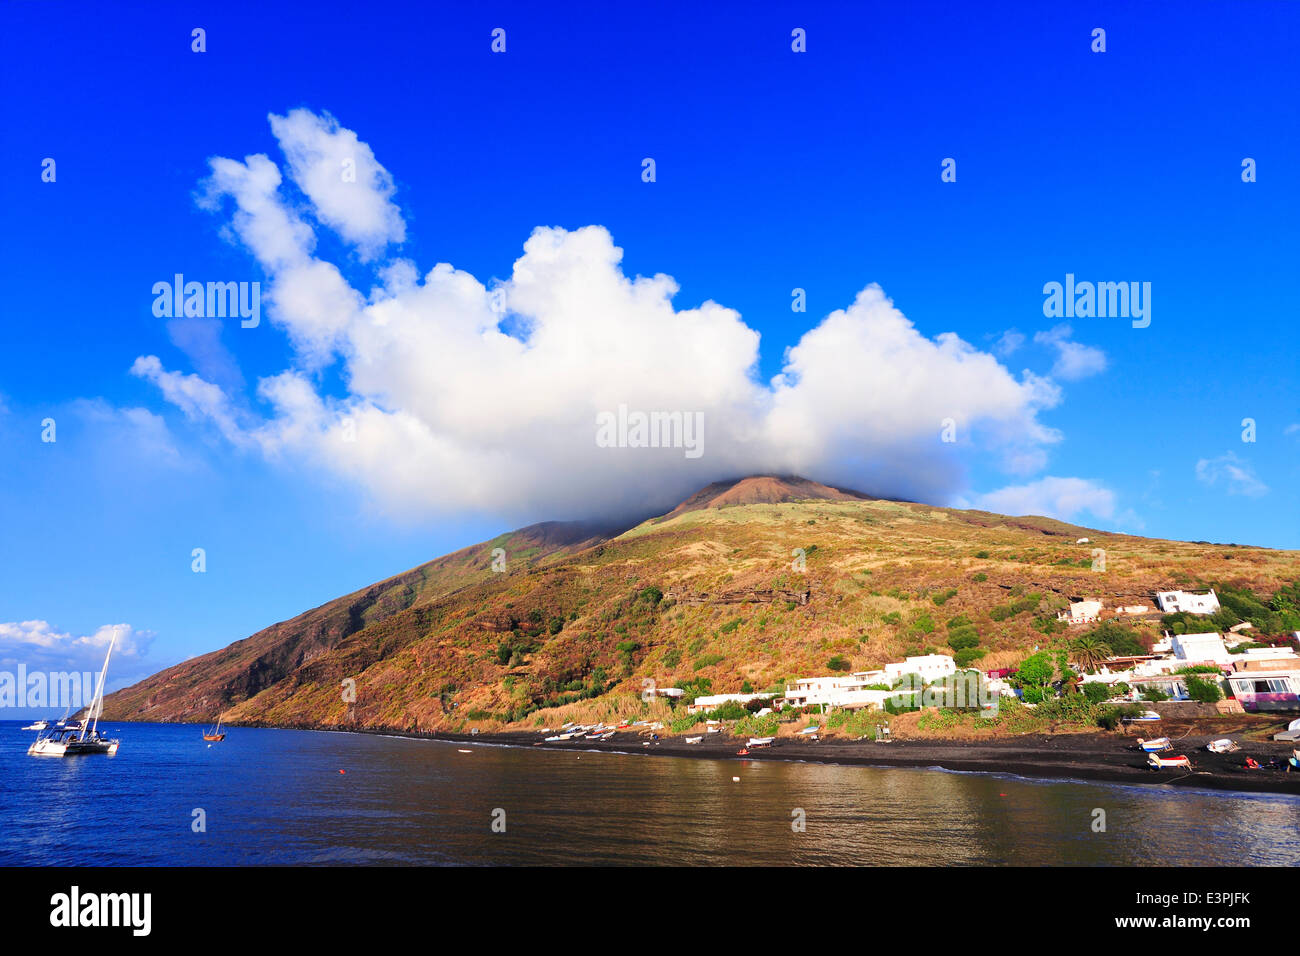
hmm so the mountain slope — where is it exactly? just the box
[101,518,623,721]
[660,475,868,519]
[103,477,1300,730]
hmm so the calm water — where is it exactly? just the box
[2,721,1297,865]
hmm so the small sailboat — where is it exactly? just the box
[203,717,225,742]
[28,629,121,757]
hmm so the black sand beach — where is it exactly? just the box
[426,727,1300,796]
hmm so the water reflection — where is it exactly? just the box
[3,724,1297,866]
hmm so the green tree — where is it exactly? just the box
[1069,635,1112,673]
[1012,651,1058,702]
[1185,675,1223,703]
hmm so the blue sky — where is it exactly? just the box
[1,0,1297,699]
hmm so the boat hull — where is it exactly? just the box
[28,738,119,756]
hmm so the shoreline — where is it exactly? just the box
[98,718,1300,797]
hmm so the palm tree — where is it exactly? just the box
[1069,635,1112,673]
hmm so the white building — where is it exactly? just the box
[1155,589,1220,615]
[687,692,775,714]
[884,654,957,684]
[1058,599,1103,625]
[783,671,892,711]
[1170,632,1232,666]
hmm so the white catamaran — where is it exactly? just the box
[27,628,121,757]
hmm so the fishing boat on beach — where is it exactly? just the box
[27,630,120,757]
[1147,753,1192,770]
[1136,737,1172,753]
[746,736,774,749]
[684,736,703,744]
[1124,710,1163,723]
[1206,738,1240,754]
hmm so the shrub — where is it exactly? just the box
[931,588,958,606]
[1081,682,1111,704]
[719,618,743,634]
[1185,675,1223,703]
[972,572,988,582]
[1096,703,1142,730]
[1087,621,1148,656]
[947,629,980,651]
[953,647,986,667]
[909,614,936,635]
[827,655,851,672]
[990,594,1041,621]
[975,550,990,559]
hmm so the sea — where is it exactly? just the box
[2,721,1298,866]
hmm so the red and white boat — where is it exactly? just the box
[1146,753,1192,770]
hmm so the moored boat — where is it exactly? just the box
[203,717,225,742]
[27,629,120,758]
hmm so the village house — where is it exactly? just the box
[1058,598,1103,625]
[884,654,957,683]
[686,691,775,715]
[1169,632,1233,666]
[1154,588,1221,615]
[783,672,892,711]
[782,655,975,713]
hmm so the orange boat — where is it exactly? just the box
[203,717,225,742]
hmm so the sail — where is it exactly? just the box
[85,627,118,736]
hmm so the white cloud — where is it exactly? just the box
[130,356,249,447]
[970,476,1117,523]
[268,108,405,260]
[994,329,1025,356]
[137,109,1085,523]
[1034,324,1107,380]
[1195,452,1268,497]
[0,621,156,679]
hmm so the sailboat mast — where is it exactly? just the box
[86,627,118,739]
